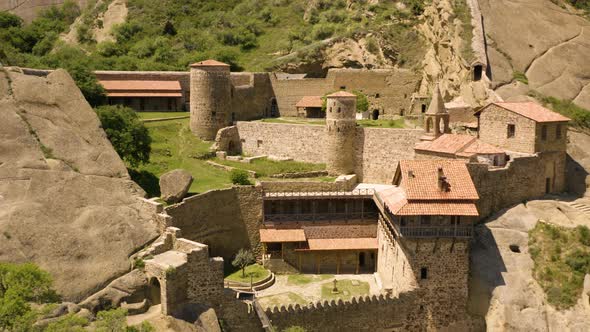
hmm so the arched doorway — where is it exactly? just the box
[148,278,161,306]
[473,65,483,81]
[270,98,278,117]
[372,109,379,120]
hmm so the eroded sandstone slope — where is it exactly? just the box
[480,0,590,108]
[0,67,158,302]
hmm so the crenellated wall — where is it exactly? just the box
[265,292,418,332]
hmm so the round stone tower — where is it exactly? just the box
[189,59,232,140]
[325,91,357,175]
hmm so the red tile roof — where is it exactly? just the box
[100,80,182,91]
[189,59,230,67]
[259,229,306,243]
[107,92,182,97]
[415,134,504,157]
[295,96,323,108]
[487,102,570,123]
[327,91,356,98]
[303,238,378,251]
[397,160,479,200]
[397,202,479,216]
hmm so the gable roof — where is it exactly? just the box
[259,229,306,243]
[482,102,570,123]
[415,134,505,157]
[376,186,479,216]
[295,96,323,108]
[395,160,479,200]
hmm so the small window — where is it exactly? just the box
[556,124,562,139]
[421,104,426,113]
[420,267,428,279]
[212,111,216,117]
[257,140,262,147]
[329,107,332,112]
[541,125,547,141]
[340,86,346,90]
[375,93,380,98]
[507,124,515,138]
[338,107,341,113]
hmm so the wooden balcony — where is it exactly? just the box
[264,212,379,223]
[263,189,375,200]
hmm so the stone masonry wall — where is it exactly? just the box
[535,122,568,153]
[469,151,566,218]
[355,127,423,183]
[163,186,263,261]
[479,104,537,154]
[231,73,275,121]
[265,292,418,332]
[236,122,326,163]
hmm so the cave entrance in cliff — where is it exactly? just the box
[372,109,380,120]
[148,277,161,306]
[473,65,483,81]
[270,98,278,117]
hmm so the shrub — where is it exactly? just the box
[95,105,152,167]
[230,169,252,185]
[577,225,590,246]
[44,313,88,332]
[0,11,23,29]
[311,24,335,40]
[513,71,529,85]
[353,90,369,113]
[95,308,127,332]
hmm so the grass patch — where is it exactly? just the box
[257,292,309,308]
[513,71,529,85]
[259,118,326,126]
[216,157,325,178]
[527,91,590,130]
[453,0,474,63]
[130,118,232,195]
[287,274,334,285]
[137,111,190,120]
[356,119,405,128]
[320,279,370,301]
[529,222,590,309]
[225,264,270,283]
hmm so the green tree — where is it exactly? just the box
[353,90,369,113]
[232,249,255,278]
[230,169,252,185]
[95,105,152,167]
[0,262,59,331]
[0,11,23,29]
[45,313,88,332]
[95,308,127,332]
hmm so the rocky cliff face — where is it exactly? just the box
[0,0,88,23]
[480,0,590,109]
[0,67,158,302]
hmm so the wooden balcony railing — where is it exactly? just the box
[264,212,379,222]
[263,189,375,200]
[399,225,472,238]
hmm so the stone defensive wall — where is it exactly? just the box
[264,292,418,331]
[468,151,566,218]
[270,68,420,118]
[233,121,422,183]
[163,186,263,261]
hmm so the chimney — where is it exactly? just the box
[437,167,451,192]
[408,170,414,178]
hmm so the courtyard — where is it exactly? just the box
[255,274,380,309]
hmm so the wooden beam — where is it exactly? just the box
[337,253,341,274]
[316,253,320,274]
[281,243,284,260]
[298,252,302,271]
[356,251,360,274]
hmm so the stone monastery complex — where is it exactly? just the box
[22,57,570,330]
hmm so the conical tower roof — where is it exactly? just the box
[426,84,446,115]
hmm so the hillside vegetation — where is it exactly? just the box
[0,0,427,74]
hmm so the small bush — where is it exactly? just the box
[230,169,252,185]
[513,71,529,85]
[577,225,590,246]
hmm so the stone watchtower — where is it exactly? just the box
[325,91,357,175]
[189,60,232,141]
[422,84,450,141]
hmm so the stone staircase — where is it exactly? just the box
[225,272,276,292]
[568,202,590,216]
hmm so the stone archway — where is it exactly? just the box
[372,109,380,120]
[148,277,161,306]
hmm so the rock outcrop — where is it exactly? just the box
[159,169,193,204]
[470,199,590,331]
[0,66,158,302]
[479,0,590,109]
[0,0,87,23]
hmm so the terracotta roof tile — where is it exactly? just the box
[398,160,479,200]
[415,134,476,154]
[107,92,182,97]
[259,229,306,243]
[489,102,570,123]
[461,139,504,155]
[397,202,479,216]
[189,59,230,67]
[304,238,378,251]
[327,91,356,98]
[295,96,323,108]
[99,80,182,91]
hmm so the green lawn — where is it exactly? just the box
[257,292,309,308]
[216,157,326,178]
[529,222,590,309]
[137,112,190,120]
[287,274,334,286]
[356,119,405,128]
[320,279,370,301]
[259,176,336,183]
[129,118,232,196]
[225,264,271,283]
